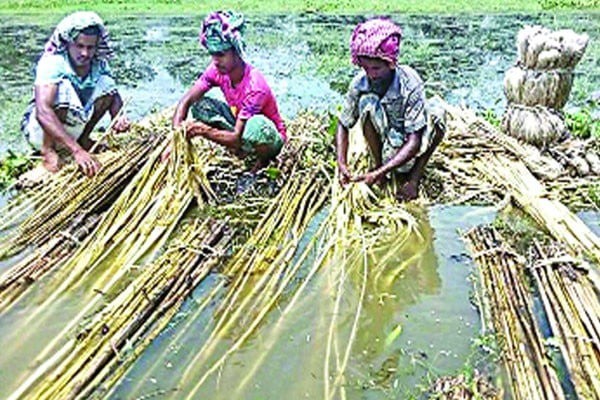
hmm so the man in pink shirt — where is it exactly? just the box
[167,11,286,171]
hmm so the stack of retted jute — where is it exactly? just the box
[503,25,589,147]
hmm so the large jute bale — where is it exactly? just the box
[502,104,566,147]
[517,25,589,70]
[504,66,573,109]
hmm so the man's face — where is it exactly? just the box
[358,56,394,82]
[211,49,240,74]
[67,33,98,69]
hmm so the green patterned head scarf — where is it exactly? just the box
[200,11,246,58]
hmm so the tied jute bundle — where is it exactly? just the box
[517,25,589,70]
[504,67,573,110]
[502,104,566,148]
[503,25,589,147]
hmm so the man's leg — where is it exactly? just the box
[397,125,445,200]
[361,116,389,186]
[251,144,276,173]
[362,116,383,168]
[189,96,241,151]
[243,115,284,172]
[79,94,114,150]
[41,108,68,172]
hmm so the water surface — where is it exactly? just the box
[0,12,598,154]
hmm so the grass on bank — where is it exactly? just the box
[0,0,599,15]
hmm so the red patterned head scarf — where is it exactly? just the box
[350,18,402,65]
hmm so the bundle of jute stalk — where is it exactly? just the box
[549,137,600,177]
[429,145,502,205]
[435,100,600,209]
[6,111,336,400]
[429,100,560,205]
[9,218,231,400]
[504,67,573,109]
[517,25,589,70]
[0,213,100,313]
[178,168,331,398]
[5,116,229,400]
[321,173,420,400]
[503,26,589,147]
[463,225,566,400]
[528,241,600,400]
[502,104,567,147]
[476,155,600,263]
[444,101,564,179]
[0,115,174,313]
[6,119,220,382]
[174,121,420,400]
[0,139,159,259]
[168,115,335,398]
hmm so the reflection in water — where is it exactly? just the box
[109,206,487,400]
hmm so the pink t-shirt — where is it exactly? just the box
[195,62,287,140]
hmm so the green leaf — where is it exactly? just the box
[264,167,281,180]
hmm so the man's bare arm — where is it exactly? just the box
[173,82,208,127]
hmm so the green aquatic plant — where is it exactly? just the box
[565,103,600,139]
[0,151,33,190]
[482,109,501,128]
[492,207,551,255]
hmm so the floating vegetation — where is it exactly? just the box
[0,150,33,190]
[428,372,501,400]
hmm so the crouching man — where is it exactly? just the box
[22,11,130,177]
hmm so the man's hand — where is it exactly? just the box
[184,120,211,139]
[352,170,386,186]
[338,163,352,186]
[161,121,206,162]
[112,115,131,133]
[73,149,101,177]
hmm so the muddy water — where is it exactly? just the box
[0,12,598,154]
[0,205,597,398]
[0,11,598,399]
[0,205,493,399]
[102,205,495,399]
